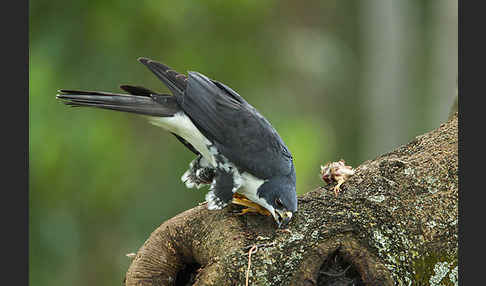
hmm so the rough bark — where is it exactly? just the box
[124,113,458,286]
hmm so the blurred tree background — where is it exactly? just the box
[29,0,457,285]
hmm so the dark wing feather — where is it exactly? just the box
[119,85,158,96]
[134,58,293,173]
[211,80,249,105]
[180,72,293,179]
[137,57,187,96]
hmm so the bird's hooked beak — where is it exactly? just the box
[273,209,293,229]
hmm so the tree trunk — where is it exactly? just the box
[124,113,458,286]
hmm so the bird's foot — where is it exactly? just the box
[232,194,271,216]
[333,178,345,197]
[235,207,271,216]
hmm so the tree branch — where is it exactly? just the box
[124,113,458,286]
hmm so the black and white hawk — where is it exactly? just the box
[57,57,297,228]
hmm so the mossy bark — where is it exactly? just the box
[124,113,458,286]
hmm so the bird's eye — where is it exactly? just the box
[275,198,284,208]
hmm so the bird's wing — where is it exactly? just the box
[180,71,293,179]
[136,58,293,176]
[137,57,187,97]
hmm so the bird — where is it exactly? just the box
[56,57,297,228]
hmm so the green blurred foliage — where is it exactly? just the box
[30,0,456,285]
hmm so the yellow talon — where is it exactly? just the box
[232,194,271,216]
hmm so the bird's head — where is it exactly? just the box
[257,174,297,229]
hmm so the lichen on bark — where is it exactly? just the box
[124,113,458,286]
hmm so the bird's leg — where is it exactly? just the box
[333,177,346,197]
[181,155,215,189]
[232,194,271,216]
[237,207,268,216]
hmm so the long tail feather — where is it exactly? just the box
[56,89,179,117]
